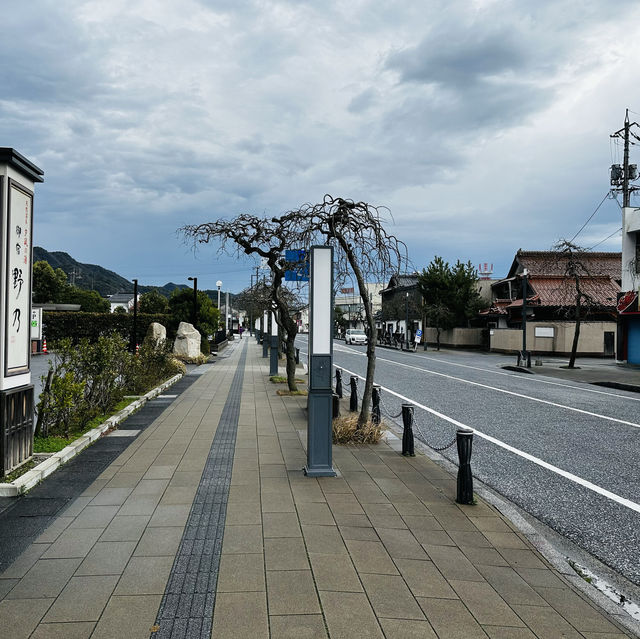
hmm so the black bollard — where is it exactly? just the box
[295,348,300,364]
[335,369,343,398]
[401,404,415,456]
[372,385,381,425]
[349,376,358,412]
[456,428,474,504]
[332,393,340,418]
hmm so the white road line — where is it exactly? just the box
[338,365,640,515]
[357,352,640,430]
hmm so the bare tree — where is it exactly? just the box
[181,215,304,391]
[280,195,407,427]
[552,240,603,369]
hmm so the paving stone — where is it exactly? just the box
[395,558,458,599]
[332,512,372,527]
[0,542,50,579]
[476,565,547,606]
[515,567,568,589]
[222,524,264,554]
[99,515,150,542]
[148,504,191,527]
[266,570,321,615]
[269,614,328,638]
[0,597,54,639]
[417,597,489,639]
[159,486,198,505]
[338,525,379,541]
[296,501,336,525]
[5,557,82,599]
[43,575,118,622]
[511,604,584,639]
[91,594,162,639]
[379,618,438,638]
[422,544,485,582]
[261,492,296,513]
[320,591,385,639]
[309,553,363,592]
[262,511,302,538]
[484,628,538,639]
[345,539,399,575]
[41,527,102,560]
[302,524,347,555]
[33,516,74,544]
[0,577,18,598]
[535,586,622,634]
[265,537,310,571]
[76,541,136,576]
[211,591,269,637]
[114,555,174,595]
[217,553,265,592]
[325,493,365,515]
[225,500,262,525]
[376,527,428,560]
[450,579,525,627]
[360,573,425,620]
[499,548,548,571]
[134,526,184,556]
[30,621,96,639]
[483,531,530,549]
[460,545,510,567]
[468,515,513,533]
[89,487,134,506]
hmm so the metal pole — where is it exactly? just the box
[335,369,343,398]
[263,311,269,358]
[131,279,138,352]
[401,404,415,456]
[270,311,278,375]
[372,385,381,425]
[456,428,474,504]
[349,376,358,412]
[405,292,409,351]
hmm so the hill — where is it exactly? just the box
[33,247,227,302]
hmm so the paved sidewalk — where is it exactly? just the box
[0,339,637,637]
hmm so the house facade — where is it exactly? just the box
[108,293,135,313]
[481,250,621,357]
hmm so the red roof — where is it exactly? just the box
[509,251,621,280]
[528,276,619,308]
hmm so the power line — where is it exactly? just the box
[588,227,622,250]
[569,192,611,243]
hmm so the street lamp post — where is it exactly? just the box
[131,279,138,353]
[405,291,409,351]
[188,276,198,329]
[520,269,531,368]
[216,280,222,330]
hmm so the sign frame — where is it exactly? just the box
[4,178,33,377]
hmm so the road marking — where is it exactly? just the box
[338,365,640,515]
[322,336,640,403]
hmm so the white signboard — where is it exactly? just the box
[5,179,33,376]
[534,326,554,338]
[415,328,423,343]
[31,307,42,340]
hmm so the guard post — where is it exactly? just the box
[270,310,278,375]
[262,311,269,358]
[0,149,43,477]
[305,245,336,477]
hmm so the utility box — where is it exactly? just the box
[0,148,43,477]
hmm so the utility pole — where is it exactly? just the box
[610,109,639,206]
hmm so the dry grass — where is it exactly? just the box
[332,414,385,444]
[270,375,304,384]
[276,389,308,396]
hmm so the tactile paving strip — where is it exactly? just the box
[150,342,247,639]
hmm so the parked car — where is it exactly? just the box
[345,329,367,345]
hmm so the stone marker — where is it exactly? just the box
[146,322,167,347]
[173,322,201,359]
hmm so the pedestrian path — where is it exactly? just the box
[0,339,636,638]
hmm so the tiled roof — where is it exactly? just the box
[109,293,134,303]
[528,276,619,308]
[510,251,621,279]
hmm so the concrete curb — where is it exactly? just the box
[0,373,184,497]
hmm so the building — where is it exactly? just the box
[482,250,621,357]
[619,206,640,363]
[335,282,384,332]
[379,274,422,341]
[108,293,135,313]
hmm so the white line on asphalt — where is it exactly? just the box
[327,337,640,403]
[337,365,640,515]
[328,347,640,430]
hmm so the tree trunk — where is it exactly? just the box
[569,294,582,369]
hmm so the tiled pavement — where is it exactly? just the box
[0,339,637,638]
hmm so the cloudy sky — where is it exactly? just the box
[3,0,640,293]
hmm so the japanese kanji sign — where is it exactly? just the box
[284,249,309,282]
[5,179,33,376]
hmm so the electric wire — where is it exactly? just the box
[569,192,611,243]
[588,227,622,250]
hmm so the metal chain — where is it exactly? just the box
[412,415,457,451]
[379,394,403,419]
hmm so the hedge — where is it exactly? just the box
[42,312,180,346]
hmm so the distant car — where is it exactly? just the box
[345,329,367,345]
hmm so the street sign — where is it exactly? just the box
[285,249,309,282]
[415,328,422,343]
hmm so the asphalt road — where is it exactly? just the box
[297,335,640,589]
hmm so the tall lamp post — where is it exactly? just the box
[520,269,531,368]
[216,280,222,330]
[188,276,198,328]
[131,279,138,353]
